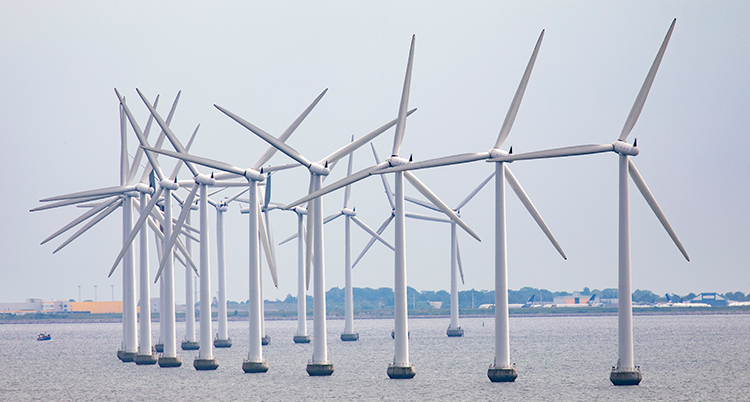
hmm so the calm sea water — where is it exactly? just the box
[1,314,748,401]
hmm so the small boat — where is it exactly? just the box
[37,333,51,341]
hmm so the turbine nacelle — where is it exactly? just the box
[387,156,410,167]
[159,179,180,191]
[342,208,356,217]
[488,148,510,160]
[194,173,216,186]
[308,162,330,176]
[293,206,307,215]
[612,140,639,156]
[134,183,155,195]
[243,168,266,182]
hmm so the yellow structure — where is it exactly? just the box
[70,301,138,314]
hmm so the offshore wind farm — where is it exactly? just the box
[3,0,750,398]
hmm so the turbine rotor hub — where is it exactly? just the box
[612,140,639,156]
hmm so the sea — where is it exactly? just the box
[1,313,748,401]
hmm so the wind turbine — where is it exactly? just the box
[279,144,394,342]
[492,19,688,385]
[284,35,482,379]
[141,88,326,373]
[325,30,567,382]
[276,200,311,343]
[214,91,413,377]
[31,92,182,364]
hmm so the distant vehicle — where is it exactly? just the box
[37,333,51,341]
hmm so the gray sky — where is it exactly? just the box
[1,1,748,304]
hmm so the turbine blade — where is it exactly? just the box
[371,143,395,209]
[320,109,416,165]
[323,212,344,225]
[404,195,440,213]
[378,152,491,174]
[488,144,614,162]
[40,185,136,202]
[343,147,354,208]
[504,165,566,259]
[285,161,391,209]
[495,29,544,149]
[154,183,199,281]
[214,104,313,168]
[455,171,496,210]
[264,173,272,209]
[119,101,129,186]
[142,146,246,178]
[628,159,689,261]
[138,91,181,184]
[258,202,279,288]
[41,198,119,245]
[126,94,159,185]
[353,213,394,268]
[53,198,123,254]
[175,237,199,276]
[168,124,200,180]
[108,187,165,277]
[351,216,394,250]
[136,88,200,177]
[405,211,452,223]
[279,231,299,246]
[619,19,676,142]
[253,88,328,169]
[114,88,166,181]
[31,194,116,212]
[404,171,481,242]
[455,235,465,285]
[392,35,416,157]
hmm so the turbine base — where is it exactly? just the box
[307,362,334,376]
[262,335,271,346]
[242,359,270,373]
[340,333,359,342]
[387,363,416,379]
[446,327,464,337]
[117,349,137,362]
[181,340,200,350]
[293,335,312,344]
[610,367,642,386]
[158,355,183,368]
[214,338,232,348]
[194,357,220,371]
[487,365,518,382]
[134,353,158,365]
[154,343,164,353]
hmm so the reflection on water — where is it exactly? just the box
[0,314,748,401]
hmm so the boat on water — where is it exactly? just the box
[37,333,51,341]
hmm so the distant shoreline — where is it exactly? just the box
[3,306,749,325]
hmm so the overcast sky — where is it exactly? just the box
[1,1,748,304]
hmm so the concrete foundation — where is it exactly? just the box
[134,353,158,365]
[446,327,464,337]
[340,333,359,342]
[117,350,137,362]
[262,335,271,346]
[158,356,183,368]
[387,363,416,379]
[610,368,642,386]
[293,335,312,344]
[306,362,334,376]
[242,359,269,373]
[181,340,200,350]
[487,365,518,382]
[154,343,164,353]
[194,357,220,371]
[214,338,232,348]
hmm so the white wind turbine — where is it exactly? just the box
[279,144,394,342]
[340,30,569,382]
[214,92,413,377]
[32,92,189,364]
[284,35,482,379]
[492,19,688,386]
[141,88,327,373]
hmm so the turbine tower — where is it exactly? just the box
[492,19,688,386]
[284,35,482,380]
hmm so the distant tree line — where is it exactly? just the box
[265,287,750,310]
